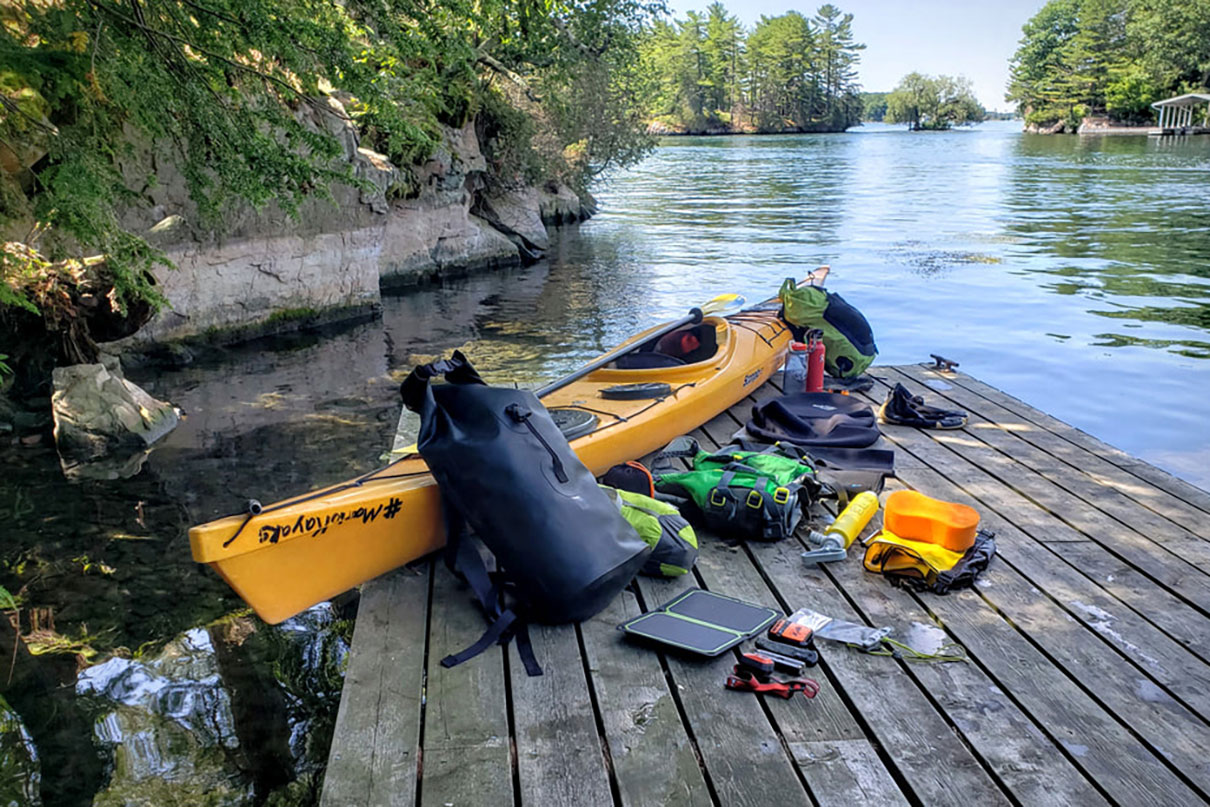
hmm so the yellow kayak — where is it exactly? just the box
[190,292,798,623]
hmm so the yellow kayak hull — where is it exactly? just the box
[190,309,791,623]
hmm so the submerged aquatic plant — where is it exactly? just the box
[22,628,104,661]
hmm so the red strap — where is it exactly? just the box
[725,669,820,700]
[625,461,656,498]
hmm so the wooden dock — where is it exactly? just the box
[320,364,1210,807]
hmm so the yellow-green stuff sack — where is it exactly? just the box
[602,487,699,577]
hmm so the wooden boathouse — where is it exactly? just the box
[320,364,1210,807]
[1151,92,1210,135]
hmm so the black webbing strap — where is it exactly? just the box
[439,498,543,676]
[512,622,542,677]
[441,609,518,669]
[651,436,700,473]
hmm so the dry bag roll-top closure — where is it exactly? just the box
[401,352,651,676]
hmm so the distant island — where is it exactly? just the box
[861,76,984,130]
[861,92,1015,124]
[639,3,866,135]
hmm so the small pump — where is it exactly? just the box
[801,491,880,564]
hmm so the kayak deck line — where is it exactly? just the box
[323,362,1210,807]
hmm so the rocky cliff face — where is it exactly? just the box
[115,103,592,348]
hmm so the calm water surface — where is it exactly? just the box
[4,120,1209,805]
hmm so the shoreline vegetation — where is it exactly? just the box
[0,0,666,397]
[636,3,866,136]
[2,0,1207,400]
[1006,0,1210,133]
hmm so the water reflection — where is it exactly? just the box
[75,605,349,807]
[0,260,673,807]
[0,696,39,805]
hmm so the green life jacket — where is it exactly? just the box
[778,278,878,378]
[654,438,816,542]
[602,487,699,577]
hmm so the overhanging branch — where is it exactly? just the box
[477,52,541,103]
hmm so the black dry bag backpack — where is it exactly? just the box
[401,352,651,676]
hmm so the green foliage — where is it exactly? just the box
[886,73,984,130]
[0,0,662,323]
[1128,0,1210,91]
[861,91,888,121]
[637,3,865,133]
[1106,65,1163,122]
[482,86,558,187]
[266,307,319,325]
[1007,0,1210,126]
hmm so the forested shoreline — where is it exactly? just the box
[1007,0,1210,131]
[637,3,866,135]
[1,0,664,393]
[5,0,1209,394]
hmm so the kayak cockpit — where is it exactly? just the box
[609,320,723,369]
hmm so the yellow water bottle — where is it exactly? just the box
[801,491,880,564]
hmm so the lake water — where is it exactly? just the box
[4,119,1209,805]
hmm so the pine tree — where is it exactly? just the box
[702,3,744,119]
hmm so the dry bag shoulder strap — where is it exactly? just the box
[438,496,543,676]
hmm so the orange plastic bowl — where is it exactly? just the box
[883,490,979,553]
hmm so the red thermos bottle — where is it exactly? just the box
[806,331,826,393]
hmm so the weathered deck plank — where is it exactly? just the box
[508,622,615,807]
[867,380,1210,616]
[859,379,1210,719]
[321,565,429,807]
[913,365,1210,517]
[1058,541,1210,664]
[884,366,1210,552]
[579,590,714,807]
[894,364,1210,540]
[632,572,813,807]
[419,562,513,807]
[852,382,1210,800]
[690,534,909,807]
[716,392,1098,807]
[322,364,1210,807]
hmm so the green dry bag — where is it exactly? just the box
[778,278,877,378]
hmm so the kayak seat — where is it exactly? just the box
[615,352,686,369]
[615,324,719,369]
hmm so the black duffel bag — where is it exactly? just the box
[401,351,651,675]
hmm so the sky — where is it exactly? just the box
[664,0,1050,111]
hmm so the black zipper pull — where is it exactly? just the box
[507,404,569,483]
